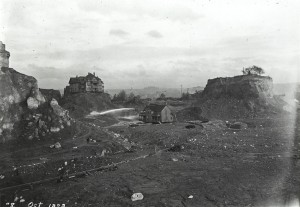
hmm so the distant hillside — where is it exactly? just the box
[273,83,300,98]
[106,87,181,99]
[106,86,204,99]
[189,86,205,94]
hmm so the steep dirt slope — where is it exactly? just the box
[61,92,115,118]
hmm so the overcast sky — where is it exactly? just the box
[0,0,299,89]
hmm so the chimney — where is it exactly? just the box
[93,72,95,76]
[0,41,10,68]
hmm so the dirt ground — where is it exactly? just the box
[0,110,299,206]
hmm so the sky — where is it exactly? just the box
[0,0,299,89]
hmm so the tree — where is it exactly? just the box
[181,92,190,100]
[242,65,265,75]
[128,92,135,101]
[112,90,127,102]
[112,94,117,101]
[125,94,142,105]
[159,93,166,99]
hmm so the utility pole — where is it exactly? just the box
[181,84,183,97]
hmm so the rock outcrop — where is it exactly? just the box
[198,74,285,119]
[0,67,71,142]
[40,88,62,103]
[202,75,273,100]
[62,92,115,118]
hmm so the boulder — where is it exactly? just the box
[54,142,61,148]
[0,67,44,140]
[27,97,39,109]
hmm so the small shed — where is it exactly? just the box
[139,103,174,123]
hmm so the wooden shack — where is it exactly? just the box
[139,103,174,123]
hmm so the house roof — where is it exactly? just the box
[69,77,84,84]
[144,104,167,113]
[86,73,102,82]
[69,73,103,84]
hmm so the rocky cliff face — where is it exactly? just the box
[0,67,71,142]
[202,75,273,100]
[198,75,284,119]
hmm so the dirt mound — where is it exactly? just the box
[0,67,72,142]
[176,106,208,122]
[197,75,286,119]
[62,93,115,118]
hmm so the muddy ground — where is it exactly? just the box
[0,111,299,207]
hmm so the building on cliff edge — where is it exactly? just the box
[64,72,104,94]
[0,41,10,68]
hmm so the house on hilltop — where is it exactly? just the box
[64,72,104,94]
[139,103,174,123]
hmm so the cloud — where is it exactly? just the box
[109,29,129,37]
[147,30,163,38]
[1,0,299,89]
[77,0,203,22]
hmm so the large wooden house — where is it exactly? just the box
[64,72,104,94]
[139,103,174,123]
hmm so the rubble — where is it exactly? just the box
[100,149,107,157]
[131,193,144,201]
[50,142,61,149]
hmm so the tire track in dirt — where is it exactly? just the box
[0,147,168,192]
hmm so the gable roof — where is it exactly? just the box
[144,104,167,113]
[86,73,100,81]
[69,76,86,84]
